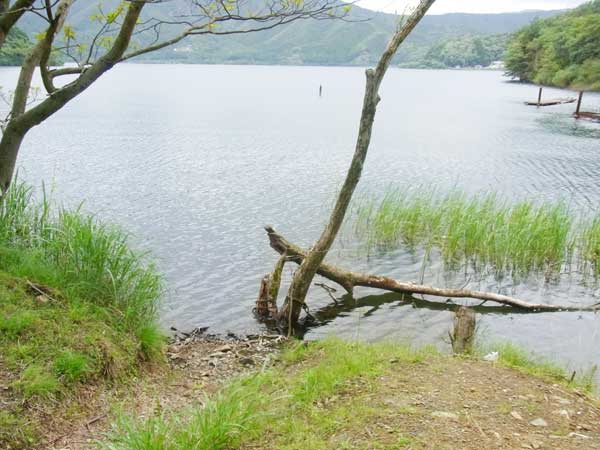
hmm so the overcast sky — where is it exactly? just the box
[357,0,589,15]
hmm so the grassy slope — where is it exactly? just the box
[0,182,164,450]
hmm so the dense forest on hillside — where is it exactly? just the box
[504,0,600,90]
[0,28,31,66]
[405,34,508,69]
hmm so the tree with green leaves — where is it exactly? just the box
[0,0,346,194]
[504,0,600,90]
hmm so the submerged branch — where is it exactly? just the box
[265,226,600,313]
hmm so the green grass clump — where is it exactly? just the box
[0,181,164,449]
[103,339,434,450]
[54,351,92,383]
[0,181,162,332]
[0,180,163,356]
[580,217,600,278]
[15,364,61,399]
[0,271,140,398]
[352,188,600,280]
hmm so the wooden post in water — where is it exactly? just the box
[537,87,543,106]
[450,306,476,355]
[575,91,584,117]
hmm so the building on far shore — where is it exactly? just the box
[488,61,505,70]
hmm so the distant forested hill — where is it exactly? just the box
[504,0,600,90]
[135,8,562,67]
[10,2,564,67]
[0,28,31,66]
[407,34,509,69]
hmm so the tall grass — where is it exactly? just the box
[352,188,599,279]
[0,180,162,343]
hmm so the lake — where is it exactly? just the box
[1,64,599,375]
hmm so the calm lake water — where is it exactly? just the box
[1,64,599,374]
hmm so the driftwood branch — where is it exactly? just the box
[265,226,600,312]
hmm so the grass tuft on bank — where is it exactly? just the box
[0,181,164,449]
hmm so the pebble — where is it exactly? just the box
[529,418,548,427]
[36,294,50,304]
[569,432,591,439]
[431,411,459,420]
[552,395,571,405]
[511,411,524,421]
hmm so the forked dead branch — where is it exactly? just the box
[256,226,600,326]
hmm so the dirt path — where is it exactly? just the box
[352,358,600,449]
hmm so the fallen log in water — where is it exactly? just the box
[264,226,600,312]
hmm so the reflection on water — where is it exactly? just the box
[538,115,600,139]
[0,64,598,375]
[306,291,538,332]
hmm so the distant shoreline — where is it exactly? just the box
[24,60,505,72]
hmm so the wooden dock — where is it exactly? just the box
[525,98,576,106]
[525,88,599,121]
[525,87,576,106]
[573,91,600,121]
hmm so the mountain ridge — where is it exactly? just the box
[14,3,565,67]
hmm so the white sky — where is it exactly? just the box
[357,0,590,14]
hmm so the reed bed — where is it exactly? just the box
[352,188,600,279]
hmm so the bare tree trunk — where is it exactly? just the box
[278,0,437,327]
[0,124,25,193]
